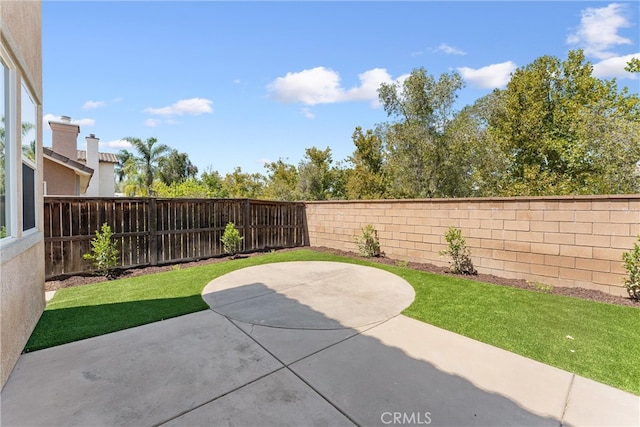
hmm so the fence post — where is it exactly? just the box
[243,199,251,252]
[148,198,158,266]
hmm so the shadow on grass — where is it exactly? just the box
[24,295,208,352]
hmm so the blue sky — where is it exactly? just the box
[42,1,640,176]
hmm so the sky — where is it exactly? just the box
[41,1,640,176]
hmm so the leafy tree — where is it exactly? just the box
[263,158,301,201]
[157,149,198,185]
[201,168,229,198]
[489,50,640,195]
[221,166,265,199]
[123,136,170,196]
[115,149,146,196]
[625,58,640,73]
[297,146,342,200]
[445,91,510,197]
[153,178,213,198]
[346,126,387,199]
[378,67,466,198]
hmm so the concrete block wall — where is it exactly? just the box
[305,195,640,296]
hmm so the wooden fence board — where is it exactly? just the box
[43,197,307,278]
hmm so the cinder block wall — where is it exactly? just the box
[305,195,640,296]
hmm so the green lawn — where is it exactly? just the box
[27,249,640,395]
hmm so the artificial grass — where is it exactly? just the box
[26,249,639,395]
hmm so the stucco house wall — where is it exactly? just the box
[43,157,78,195]
[0,0,45,389]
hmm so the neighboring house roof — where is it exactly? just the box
[77,150,119,163]
[43,147,94,194]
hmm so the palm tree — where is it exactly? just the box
[123,137,170,196]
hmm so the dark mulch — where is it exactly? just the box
[46,246,639,309]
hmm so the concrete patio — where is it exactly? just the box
[1,262,638,426]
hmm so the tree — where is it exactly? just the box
[297,146,341,200]
[201,167,228,198]
[263,158,301,201]
[157,149,198,185]
[115,149,145,196]
[221,167,265,199]
[445,91,510,197]
[625,57,640,73]
[152,178,213,198]
[378,67,466,198]
[346,126,387,199]
[489,50,640,195]
[123,137,170,196]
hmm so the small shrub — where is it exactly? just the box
[439,226,476,275]
[355,224,381,257]
[0,225,6,239]
[622,235,640,300]
[83,223,119,278]
[528,281,554,293]
[221,222,243,258]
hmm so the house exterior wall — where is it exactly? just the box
[0,0,44,389]
[98,162,115,196]
[305,195,640,297]
[43,158,78,195]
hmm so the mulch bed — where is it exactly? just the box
[46,246,639,309]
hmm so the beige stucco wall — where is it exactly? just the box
[0,238,45,387]
[0,0,44,389]
[305,196,640,296]
[43,158,79,195]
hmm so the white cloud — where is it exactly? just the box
[145,97,213,116]
[567,3,633,59]
[593,52,640,78]
[73,118,95,126]
[81,100,105,110]
[105,139,132,149]
[301,108,315,119]
[457,61,517,89]
[43,114,95,129]
[145,118,161,127]
[267,67,401,106]
[430,43,467,56]
[267,67,344,105]
[411,51,424,57]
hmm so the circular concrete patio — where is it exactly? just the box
[202,261,416,330]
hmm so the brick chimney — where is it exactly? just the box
[49,116,80,160]
[84,134,100,197]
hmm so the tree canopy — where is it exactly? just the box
[114,50,639,200]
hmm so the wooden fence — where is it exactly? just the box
[44,197,307,279]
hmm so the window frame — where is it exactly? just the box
[20,82,37,233]
[0,45,17,243]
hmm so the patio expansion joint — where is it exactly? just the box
[223,311,403,427]
[152,365,289,427]
[559,373,576,427]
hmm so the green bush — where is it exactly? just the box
[355,224,381,257]
[439,226,476,275]
[83,223,119,278]
[622,235,640,300]
[221,222,243,257]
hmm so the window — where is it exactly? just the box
[0,43,39,241]
[0,58,8,238]
[21,84,36,231]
